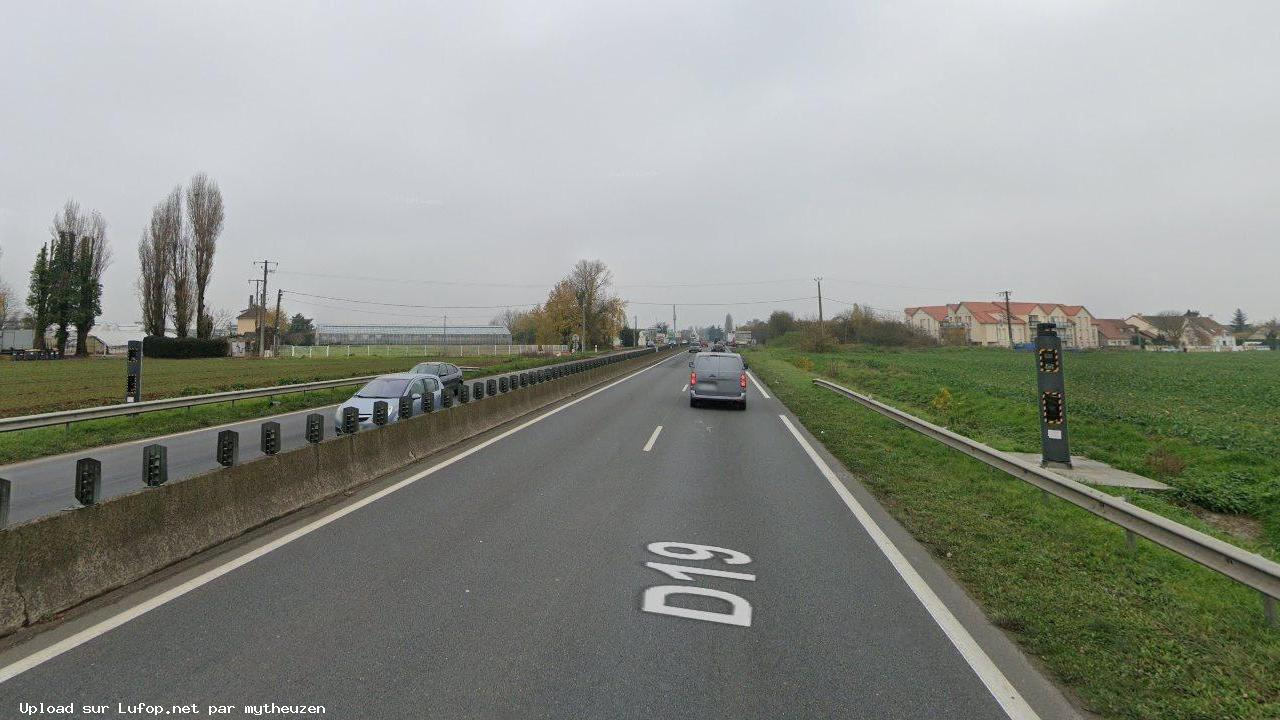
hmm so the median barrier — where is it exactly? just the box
[0,347,669,637]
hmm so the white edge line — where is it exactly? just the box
[642,425,664,452]
[746,370,770,399]
[777,414,1039,720]
[681,384,689,392]
[0,355,671,685]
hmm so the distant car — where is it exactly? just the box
[335,373,443,432]
[687,344,700,353]
[710,342,727,352]
[688,352,747,410]
[410,361,463,395]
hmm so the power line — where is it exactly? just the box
[281,290,541,310]
[625,296,816,307]
[276,270,549,289]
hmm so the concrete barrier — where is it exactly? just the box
[0,348,669,637]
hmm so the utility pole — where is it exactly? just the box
[633,314,639,347]
[252,260,277,357]
[672,304,677,338]
[814,277,825,329]
[273,288,283,354]
[442,314,448,348]
[999,290,1015,348]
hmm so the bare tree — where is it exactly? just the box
[160,187,195,337]
[71,211,112,355]
[187,173,224,338]
[137,194,178,337]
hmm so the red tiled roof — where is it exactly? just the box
[905,305,951,322]
[1094,318,1134,340]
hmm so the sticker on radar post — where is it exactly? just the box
[1046,429,1062,440]
[639,541,756,627]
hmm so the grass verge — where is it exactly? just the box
[749,349,1280,720]
[0,353,594,466]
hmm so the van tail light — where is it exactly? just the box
[740,372,748,389]
[690,371,697,386]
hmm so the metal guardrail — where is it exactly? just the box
[812,377,1280,622]
[0,366,482,434]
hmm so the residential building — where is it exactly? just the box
[1126,312,1234,351]
[1093,319,1137,348]
[236,296,262,337]
[905,302,1099,348]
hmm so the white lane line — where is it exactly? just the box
[0,355,673,686]
[746,371,770,399]
[681,384,689,392]
[642,425,664,452]
[777,414,1038,720]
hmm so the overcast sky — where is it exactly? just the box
[2,1,1277,331]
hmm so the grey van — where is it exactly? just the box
[689,352,747,410]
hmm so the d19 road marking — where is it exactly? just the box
[640,541,755,627]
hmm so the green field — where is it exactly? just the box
[747,344,1280,719]
[0,352,593,465]
[762,343,1280,549]
[0,352,584,417]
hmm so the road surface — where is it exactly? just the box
[0,352,1078,718]
[0,360,582,526]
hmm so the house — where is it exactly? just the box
[905,302,1099,348]
[1126,312,1234,351]
[1093,319,1137,348]
[236,296,262,337]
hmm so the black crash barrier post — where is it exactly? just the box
[142,444,168,487]
[217,430,240,467]
[261,421,281,455]
[75,458,102,506]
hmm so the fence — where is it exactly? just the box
[812,377,1280,626]
[277,344,568,359]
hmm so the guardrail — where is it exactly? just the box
[812,377,1280,625]
[0,366,481,434]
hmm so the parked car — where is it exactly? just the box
[688,352,747,410]
[335,373,443,432]
[410,361,464,395]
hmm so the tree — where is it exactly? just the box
[283,313,315,345]
[565,259,625,348]
[25,244,52,349]
[157,186,195,338]
[653,321,671,335]
[492,308,536,344]
[187,173,224,338]
[724,314,734,334]
[1231,308,1249,333]
[1265,318,1280,351]
[71,212,111,356]
[138,194,177,337]
[767,310,797,338]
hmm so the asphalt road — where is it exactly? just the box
[1,361,567,526]
[0,352,1078,719]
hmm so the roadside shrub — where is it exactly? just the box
[792,356,815,372]
[143,336,229,359]
[798,324,836,352]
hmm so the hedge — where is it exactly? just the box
[143,336,229,359]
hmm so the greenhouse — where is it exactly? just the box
[314,324,512,346]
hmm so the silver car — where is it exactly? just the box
[688,352,748,410]
[334,372,444,432]
[409,361,464,396]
